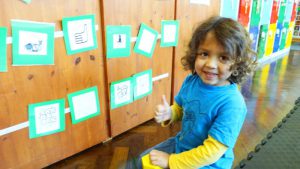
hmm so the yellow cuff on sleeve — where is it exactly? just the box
[169,135,228,169]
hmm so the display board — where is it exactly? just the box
[0,1,109,168]
[102,0,175,137]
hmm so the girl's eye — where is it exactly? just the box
[219,56,229,62]
[197,52,208,57]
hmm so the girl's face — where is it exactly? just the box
[195,31,234,86]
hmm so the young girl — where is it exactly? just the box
[138,16,257,169]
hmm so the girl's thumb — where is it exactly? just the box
[162,95,168,106]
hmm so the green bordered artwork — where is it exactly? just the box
[28,99,65,139]
[133,23,158,58]
[106,25,131,58]
[0,27,7,72]
[133,69,153,100]
[110,77,133,109]
[62,14,98,55]
[68,86,101,124]
[22,0,31,4]
[11,20,55,66]
[160,20,179,47]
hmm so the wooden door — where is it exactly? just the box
[0,1,109,168]
[102,0,175,137]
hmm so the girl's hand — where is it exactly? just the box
[154,95,171,123]
[149,150,170,168]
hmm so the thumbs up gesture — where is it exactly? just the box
[154,95,172,123]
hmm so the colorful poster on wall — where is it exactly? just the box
[249,0,262,27]
[133,23,158,58]
[28,99,65,139]
[238,0,252,28]
[160,20,179,47]
[133,69,152,100]
[110,77,133,109]
[270,0,280,24]
[260,0,273,25]
[273,22,283,52]
[249,26,260,51]
[257,24,269,59]
[285,21,295,48]
[11,20,55,66]
[220,0,240,20]
[278,0,287,23]
[68,86,101,124]
[280,22,289,50]
[62,14,98,55]
[265,23,277,56]
[0,27,7,72]
[106,25,131,58]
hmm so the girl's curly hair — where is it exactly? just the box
[181,16,257,84]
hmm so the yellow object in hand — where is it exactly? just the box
[142,154,163,169]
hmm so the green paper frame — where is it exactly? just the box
[62,14,98,55]
[160,20,179,47]
[12,20,55,66]
[106,25,131,58]
[22,0,31,4]
[133,23,158,58]
[110,77,133,109]
[0,27,7,72]
[28,99,65,139]
[68,86,101,124]
[133,69,153,100]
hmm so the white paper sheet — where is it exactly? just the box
[163,25,176,43]
[136,74,150,96]
[19,31,48,55]
[113,34,126,49]
[35,103,60,134]
[114,81,131,104]
[67,19,94,50]
[138,29,155,53]
[72,91,98,120]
